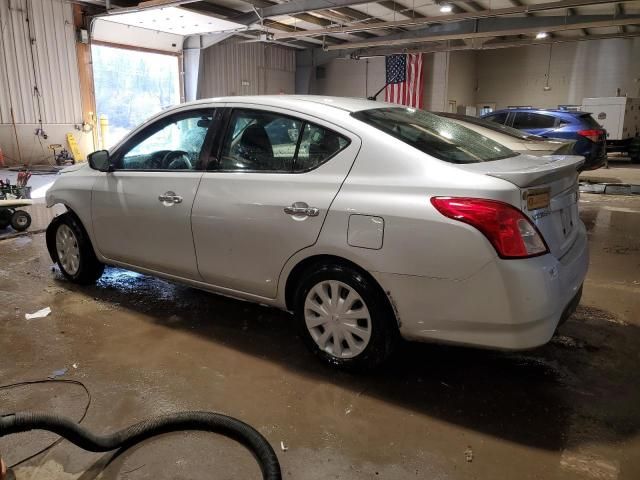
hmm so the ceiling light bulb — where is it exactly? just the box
[536,32,549,39]
[440,4,453,13]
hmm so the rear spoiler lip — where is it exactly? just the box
[458,154,585,188]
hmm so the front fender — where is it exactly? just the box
[45,164,98,244]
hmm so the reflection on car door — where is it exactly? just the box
[91,108,218,279]
[191,106,360,298]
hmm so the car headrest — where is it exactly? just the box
[309,132,341,157]
[239,125,273,156]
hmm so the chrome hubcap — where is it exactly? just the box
[56,224,80,275]
[304,280,372,359]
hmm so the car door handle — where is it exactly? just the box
[158,191,183,205]
[284,203,319,217]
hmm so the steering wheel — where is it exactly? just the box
[147,150,170,169]
[161,150,192,170]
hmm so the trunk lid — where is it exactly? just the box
[522,139,574,155]
[460,154,584,259]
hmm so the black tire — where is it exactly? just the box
[46,212,105,285]
[10,210,31,231]
[0,209,12,229]
[294,263,398,370]
[630,137,640,164]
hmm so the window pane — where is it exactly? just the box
[121,112,213,170]
[220,110,302,171]
[296,123,348,171]
[579,114,602,129]
[513,112,556,129]
[352,108,516,164]
[484,112,508,124]
[92,45,180,148]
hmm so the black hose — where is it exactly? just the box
[0,379,92,468]
[0,411,281,480]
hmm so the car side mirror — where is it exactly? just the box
[88,150,112,172]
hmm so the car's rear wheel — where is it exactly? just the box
[294,263,398,370]
[47,213,105,285]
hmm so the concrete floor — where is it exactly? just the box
[0,192,639,479]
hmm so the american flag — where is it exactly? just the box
[384,53,424,108]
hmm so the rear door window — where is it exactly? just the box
[295,123,349,172]
[216,109,349,172]
[220,110,302,171]
[513,112,557,130]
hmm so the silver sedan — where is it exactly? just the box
[45,96,589,369]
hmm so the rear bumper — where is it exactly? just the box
[571,135,606,170]
[374,223,589,350]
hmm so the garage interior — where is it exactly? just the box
[1,0,640,478]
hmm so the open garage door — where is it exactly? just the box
[91,44,181,148]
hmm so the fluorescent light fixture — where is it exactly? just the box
[440,4,453,13]
[536,32,549,39]
[102,6,244,35]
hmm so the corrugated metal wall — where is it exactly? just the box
[0,0,82,124]
[197,41,295,98]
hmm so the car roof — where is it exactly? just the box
[178,95,390,114]
[489,108,587,116]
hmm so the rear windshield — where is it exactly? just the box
[579,113,602,129]
[352,108,517,163]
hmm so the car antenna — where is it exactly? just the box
[367,83,388,101]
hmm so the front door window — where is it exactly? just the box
[117,110,215,170]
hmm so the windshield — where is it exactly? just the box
[352,108,517,164]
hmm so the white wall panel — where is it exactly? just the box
[446,50,477,111]
[477,38,640,109]
[0,0,81,125]
[308,57,385,98]
[423,51,449,112]
[198,41,296,98]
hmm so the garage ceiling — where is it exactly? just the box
[81,0,640,53]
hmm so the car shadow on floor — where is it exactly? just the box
[56,266,640,455]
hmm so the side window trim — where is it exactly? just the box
[203,107,233,171]
[111,108,218,172]
[200,107,228,171]
[207,107,351,174]
[505,111,516,127]
[291,120,306,172]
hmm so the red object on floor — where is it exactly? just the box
[0,147,4,168]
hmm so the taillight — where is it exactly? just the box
[577,129,603,142]
[430,197,549,259]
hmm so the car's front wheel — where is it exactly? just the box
[294,263,398,370]
[47,213,105,285]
